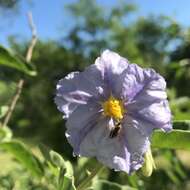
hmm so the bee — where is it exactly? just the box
[109,121,121,138]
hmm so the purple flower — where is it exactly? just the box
[55,50,172,173]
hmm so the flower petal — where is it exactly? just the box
[79,118,131,173]
[122,118,150,172]
[139,100,172,128]
[123,65,172,131]
[119,64,145,101]
[100,50,129,75]
[132,68,167,102]
[55,63,107,118]
[123,115,155,136]
[120,64,167,102]
[95,50,129,97]
[65,102,102,155]
[128,100,172,131]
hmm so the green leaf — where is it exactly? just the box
[39,144,75,189]
[39,144,74,176]
[58,167,66,189]
[57,159,75,190]
[64,160,74,177]
[58,173,76,190]
[49,150,66,168]
[152,129,190,150]
[39,143,51,161]
[0,106,9,118]
[92,180,136,190]
[0,126,12,142]
[0,141,44,177]
[58,166,76,190]
[0,45,37,76]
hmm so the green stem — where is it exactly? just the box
[77,164,105,190]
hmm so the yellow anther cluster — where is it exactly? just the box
[102,96,124,120]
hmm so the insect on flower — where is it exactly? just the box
[109,121,121,138]
[55,50,172,174]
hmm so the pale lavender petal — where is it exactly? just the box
[99,50,129,75]
[95,50,129,97]
[123,115,155,136]
[123,65,172,132]
[120,64,167,102]
[55,64,107,118]
[128,100,172,131]
[132,68,167,102]
[138,100,171,125]
[122,118,150,172]
[54,96,78,118]
[79,118,130,173]
[119,64,145,101]
[65,102,102,155]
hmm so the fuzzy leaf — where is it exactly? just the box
[0,126,12,142]
[0,45,37,76]
[152,129,190,150]
[0,141,44,177]
[0,106,9,118]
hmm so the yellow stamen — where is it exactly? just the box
[102,96,125,120]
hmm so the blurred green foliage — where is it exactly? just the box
[0,0,190,189]
[0,0,19,9]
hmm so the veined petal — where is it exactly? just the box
[123,115,154,136]
[54,96,78,119]
[123,65,172,132]
[138,100,171,124]
[79,118,131,173]
[128,100,172,131]
[95,50,129,98]
[121,64,167,102]
[133,68,167,102]
[55,64,106,118]
[122,118,150,173]
[66,102,102,155]
[100,50,129,74]
[119,64,145,101]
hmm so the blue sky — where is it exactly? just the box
[0,0,190,47]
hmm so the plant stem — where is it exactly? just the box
[2,79,24,127]
[77,164,105,190]
[2,12,37,128]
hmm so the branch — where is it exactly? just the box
[2,12,37,127]
[26,12,37,63]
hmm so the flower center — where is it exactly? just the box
[102,96,124,121]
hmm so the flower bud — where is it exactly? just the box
[142,148,156,177]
